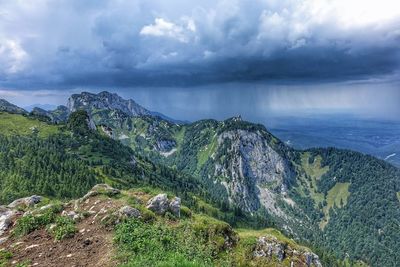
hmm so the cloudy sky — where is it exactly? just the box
[0,0,399,122]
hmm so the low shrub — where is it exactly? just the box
[49,216,76,240]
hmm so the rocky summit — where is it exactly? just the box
[68,91,151,117]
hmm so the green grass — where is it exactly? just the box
[114,216,233,267]
[0,250,13,267]
[320,182,350,229]
[0,112,59,137]
[231,228,311,266]
[298,153,329,205]
[173,127,186,147]
[13,204,63,237]
[236,228,300,250]
[197,134,218,169]
[397,192,400,202]
[49,216,77,240]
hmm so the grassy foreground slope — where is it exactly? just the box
[0,184,324,267]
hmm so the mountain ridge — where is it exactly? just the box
[0,92,399,266]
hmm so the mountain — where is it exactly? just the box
[0,93,399,266]
[23,103,57,112]
[68,91,152,117]
[30,105,69,123]
[0,99,27,114]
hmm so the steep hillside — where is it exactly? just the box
[291,149,400,266]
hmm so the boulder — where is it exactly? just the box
[0,207,16,236]
[169,197,181,217]
[81,184,120,201]
[8,195,42,209]
[254,236,285,261]
[146,194,169,215]
[304,252,322,267]
[118,206,141,218]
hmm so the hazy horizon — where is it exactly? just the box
[1,0,399,124]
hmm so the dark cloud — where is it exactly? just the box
[0,0,399,88]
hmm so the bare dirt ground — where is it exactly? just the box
[0,196,123,267]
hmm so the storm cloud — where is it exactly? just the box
[0,0,400,88]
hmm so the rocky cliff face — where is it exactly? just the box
[68,91,151,117]
[213,129,294,216]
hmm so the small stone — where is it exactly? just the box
[83,238,92,246]
[0,236,8,244]
[25,244,40,250]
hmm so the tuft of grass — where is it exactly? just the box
[114,214,236,267]
[13,204,63,237]
[49,216,77,240]
[0,250,13,267]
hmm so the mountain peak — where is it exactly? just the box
[68,91,151,117]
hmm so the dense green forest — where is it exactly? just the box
[289,149,400,266]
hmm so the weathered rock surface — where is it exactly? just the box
[146,194,169,215]
[61,210,83,222]
[7,195,42,209]
[101,125,115,139]
[304,252,323,267]
[81,184,120,201]
[0,207,16,236]
[146,194,182,217]
[254,235,322,267]
[118,206,141,219]
[68,91,151,117]
[168,197,181,217]
[153,139,176,153]
[214,129,294,216]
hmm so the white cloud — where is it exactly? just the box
[140,18,189,43]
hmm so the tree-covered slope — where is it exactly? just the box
[291,149,400,266]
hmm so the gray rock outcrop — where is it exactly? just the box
[0,207,16,236]
[119,206,141,219]
[254,235,322,266]
[81,184,120,201]
[146,194,181,217]
[214,129,294,216]
[146,194,169,215]
[168,197,181,217]
[8,195,42,209]
[68,91,151,117]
